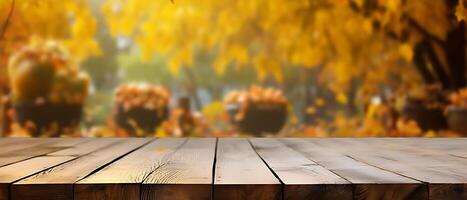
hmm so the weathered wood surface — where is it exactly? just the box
[0,138,464,200]
[316,138,467,200]
[214,138,281,200]
[75,138,186,200]
[250,138,351,200]
[282,138,428,200]
[142,138,216,200]
[0,156,76,200]
[0,138,89,167]
[12,138,151,200]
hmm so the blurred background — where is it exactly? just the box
[0,0,466,137]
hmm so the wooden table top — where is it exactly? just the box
[0,138,465,200]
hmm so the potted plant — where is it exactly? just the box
[446,88,467,136]
[401,85,447,132]
[113,83,170,136]
[8,39,90,137]
[224,85,288,135]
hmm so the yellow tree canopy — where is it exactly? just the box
[101,0,463,94]
[0,0,100,62]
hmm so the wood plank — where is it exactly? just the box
[0,138,53,156]
[45,138,92,147]
[282,138,428,200]
[0,138,89,167]
[0,156,75,200]
[11,138,151,200]
[141,138,216,200]
[0,138,43,147]
[320,138,466,175]
[250,138,352,200]
[48,138,122,156]
[326,138,467,200]
[0,138,90,155]
[214,138,281,200]
[367,138,467,166]
[363,138,467,161]
[75,138,187,200]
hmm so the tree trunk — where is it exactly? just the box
[303,68,314,124]
[424,40,451,89]
[0,87,4,136]
[183,67,202,111]
[413,40,436,85]
[444,21,466,90]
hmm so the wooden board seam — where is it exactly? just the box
[13,139,149,187]
[74,138,156,184]
[138,139,190,199]
[22,141,125,183]
[0,139,89,168]
[248,139,285,200]
[9,156,79,186]
[279,139,354,184]
[344,154,427,184]
[211,138,218,200]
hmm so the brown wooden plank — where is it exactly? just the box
[0,138,43,147]
[0,138,90,155]
[0,138,54,156]
[283,138,428,200]
[370,138,467,166]
[0,156,75,200]
[327,138,467,200]
[45,138,92,147]
[214,138,281,200]
[141,138,216,200]
[75,138,187,200]
[322,138,466,173]
[0,138,89,167]
[11,138,151,200]
[48,138,122,156]
[250,138,352,200]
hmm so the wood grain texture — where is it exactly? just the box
[0,138,49,154]
[0,139,55,161]
[75,138,187,200]
[48,138,122,156]
[214,138,281,200]
[0,138,464,200]
[0,156,75,200]
[0,138,89,155]
[0,138,89,167]
[250,138,352,200]
[11,138,151,200]
[325,138,467,200]
[282,138,428,200]
[142,138,216,200]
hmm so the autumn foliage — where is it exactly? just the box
[0,0,465,137]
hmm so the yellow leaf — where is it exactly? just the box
[154,127,169,138]
[315,98,325,107]
[168,57,181,75]
[424,130,436,137]
[456,0,467,22]
[353,0,364,8]
[213,56,228,75]
[336,92,348,105]
[399,43,413,62]
[306,106,317,114]
[202,101,225,122]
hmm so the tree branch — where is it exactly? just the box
[444,21,466,89]
[413,41,436,84]
[0,0,15,136]
[0,0,15,42]
[424,40,451,89]
[405,16,445,46]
